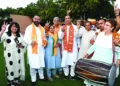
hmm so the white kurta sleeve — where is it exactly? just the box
[77,37,80,48]
[58,27,64,39]
[0,32,7,43]
[87,44,96,55]
[20,34,27,46]
[74,25,79,38]
[78,27,84,37]
[24,26,32,45]
[20,34,27,52]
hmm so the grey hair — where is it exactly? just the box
[53,17,60,21]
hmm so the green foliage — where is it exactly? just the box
[0,0,116,24]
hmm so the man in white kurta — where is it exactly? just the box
[78,21,96,59]
[77,26,86,51]
[76,19,86,52]
[24,15,47,86]
[58,15,79,79]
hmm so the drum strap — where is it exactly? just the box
[112,51,115,63]
[112,36,115,64]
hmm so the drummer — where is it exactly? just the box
[84,19,120,86]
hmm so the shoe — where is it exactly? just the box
[53,74,59,78]
[9,82,15,86]
[63,76,68,80]
[70,76,75,80]
[59,71,62,75]
[48,77,53,81]
[13,80,21,84]
[31,82,36,86]
[8,84,15,86]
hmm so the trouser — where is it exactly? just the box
[30,67,44,82]
[46,69,57,77]
[63,65,75,77]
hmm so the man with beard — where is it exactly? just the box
[96,19,106,35]
[89,19,106,45]
[24,15,47,86]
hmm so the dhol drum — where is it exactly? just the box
[75,59,117,86]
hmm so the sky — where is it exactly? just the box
[0,0,38,9]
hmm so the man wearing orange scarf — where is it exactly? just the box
[24,15,47,86]
[58,15,79,80]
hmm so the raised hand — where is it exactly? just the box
[114,4,120,15]
[61,26,65,32]
[1,22,7,32]
[67,8,71,15]
[84,53,89,58]
[45,21,50,27]
[90,39,95,45]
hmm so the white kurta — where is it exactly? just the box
[78,29,96,59]
[24,24,45,69]
[88,32,113,64]
[58,24,79,67]
[0,33,25,81]
[77,26,86,49]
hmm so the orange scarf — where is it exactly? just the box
[31,23,47,54]
[63,24,74,52]
[48,32,58,56]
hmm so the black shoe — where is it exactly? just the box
[8,84,15,86]
[63,76,68,80]
[8,82,15,86]
[39,78,48,82]
[31,82,36,86]
[70,76,75,80]
[59,71,63,75]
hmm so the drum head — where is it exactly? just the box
[108,64,117,86]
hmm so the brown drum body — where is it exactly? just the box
[75,59,116,85]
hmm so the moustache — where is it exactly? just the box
[34,21,40,26]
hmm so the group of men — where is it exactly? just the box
[24,15,80,86]
[23,14,109,86]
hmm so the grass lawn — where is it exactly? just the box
[0,43,119,86]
